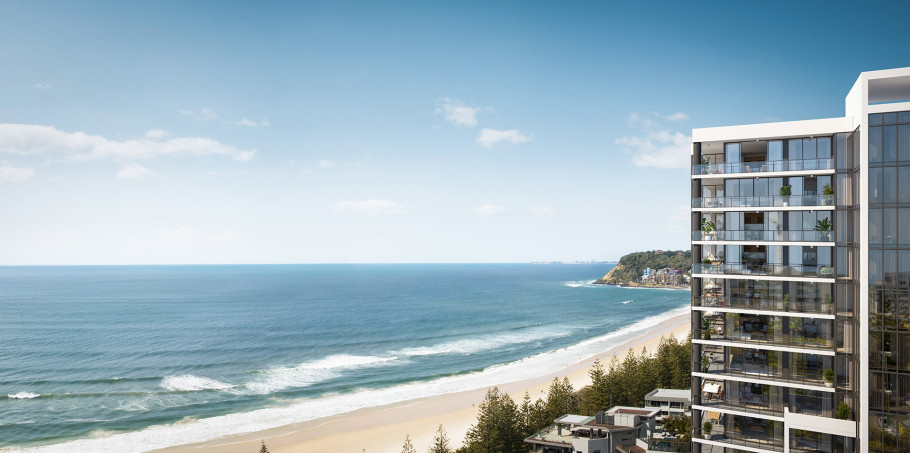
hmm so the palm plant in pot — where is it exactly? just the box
[814,217,833,241]
[780,185,792,206]
[701,317,712,340]
[823,183,834,205]
[701,218,717,240]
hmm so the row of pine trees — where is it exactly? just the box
[392,334,692,453]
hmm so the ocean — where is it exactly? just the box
[0,264,689,452]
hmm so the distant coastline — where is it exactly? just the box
[593,250,691,289]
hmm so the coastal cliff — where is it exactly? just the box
[595,250,691,286]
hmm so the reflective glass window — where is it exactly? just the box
[725,143,741,163]
[901,209,910,245]
[870,114,883,126]
[768,140,783,162]
[836,133,847,168]
[740,179,753,197]
[900,111,910,123]
[901,167,910,203]
[870,208,883,244]
[725,179,740,197]
[900,125,910,161]
[884,208,897,245]
[870,167,883,203]
[754,178,769,197]
[789,177,803,196]
[884,126,898,162]
[870,126,883,163]
[817,137,831,159]
[804,138,817,160]
[884,112,898,125]
[885,250,898,285]
[789,139,802,160]
[871,249,883,285]
[884,167,898,204]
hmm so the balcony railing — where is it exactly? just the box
[700,392,784,417]
[693,230,833,242]
[693,263,835,279]
[693,296,834,315]
[697,328,834,351]
[693,158,834,176]
[692,194,833,209]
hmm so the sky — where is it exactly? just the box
[1,1,909,265]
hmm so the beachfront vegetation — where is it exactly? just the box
[451,334,691,452]
[259,440,270,453]
[402,434,417,453]
[429,425,453,453]
[596,250,691,285]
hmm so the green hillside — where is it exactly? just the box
[596,250,691,285]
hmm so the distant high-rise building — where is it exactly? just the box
[690,67,910,453]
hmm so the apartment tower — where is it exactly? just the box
[691,67,910,453]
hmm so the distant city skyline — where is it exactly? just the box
[1,1,908,264]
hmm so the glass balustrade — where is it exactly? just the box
[693,158,834,175]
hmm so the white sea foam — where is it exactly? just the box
[243,354,398,394]
[8,306,688,453]
[621,300,633,304]
[394,327,570,357]
[160,375,235,392]
[7,392,40,399]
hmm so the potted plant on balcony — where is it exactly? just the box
[703,421,713,440]
[823,183,834,205]
[701,353,710,372]
[820,265,833,276]
[824,368,835,388]
[826,294,834,313]
[783,293,790,310]
[701,218,716,240]
[701,317,712,340]
[780,184,792,206]
[836,401,851,420]
[814,217,832,241]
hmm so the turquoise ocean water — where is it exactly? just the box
[0,264,689,452]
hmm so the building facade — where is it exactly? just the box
[690,67,910,453]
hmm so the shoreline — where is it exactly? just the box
[157,312,691,453]
[591,281,691,291]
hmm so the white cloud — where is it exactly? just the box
[317,159,336,169]
[332,200,405,216]
[435,98,480,127]
[475,204,505,216]
[235,118,270,127]
[116,162,154,179]
[0,163,34,183]
[33,83,51,90]
[616,114,691,169]
[476,129,533,150]
[529,206,555,216]
[144,129,169,139]
[0,124,256,162]
[662,112,689,122]
[178,108,218,121]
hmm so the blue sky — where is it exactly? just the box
[1,1,908,264]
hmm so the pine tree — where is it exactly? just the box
[581,359,610,415]
[259,440,270,453]
[402,434,417,453]
[428,425,452,453]
[463,387,524,453]
[543,377,577,421]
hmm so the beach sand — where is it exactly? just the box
[158,313,690,453]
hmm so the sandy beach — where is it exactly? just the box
[157,312,690,453]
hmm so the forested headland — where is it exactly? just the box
[595,250,691,286]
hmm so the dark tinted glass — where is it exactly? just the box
[884,112,898,125]
[870,113,883,125]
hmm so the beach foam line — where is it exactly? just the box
[243,354,398,395]
[6,392,40,400]
[6,305,688,453]
[393,326,571,358]
[160,375,235,393]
